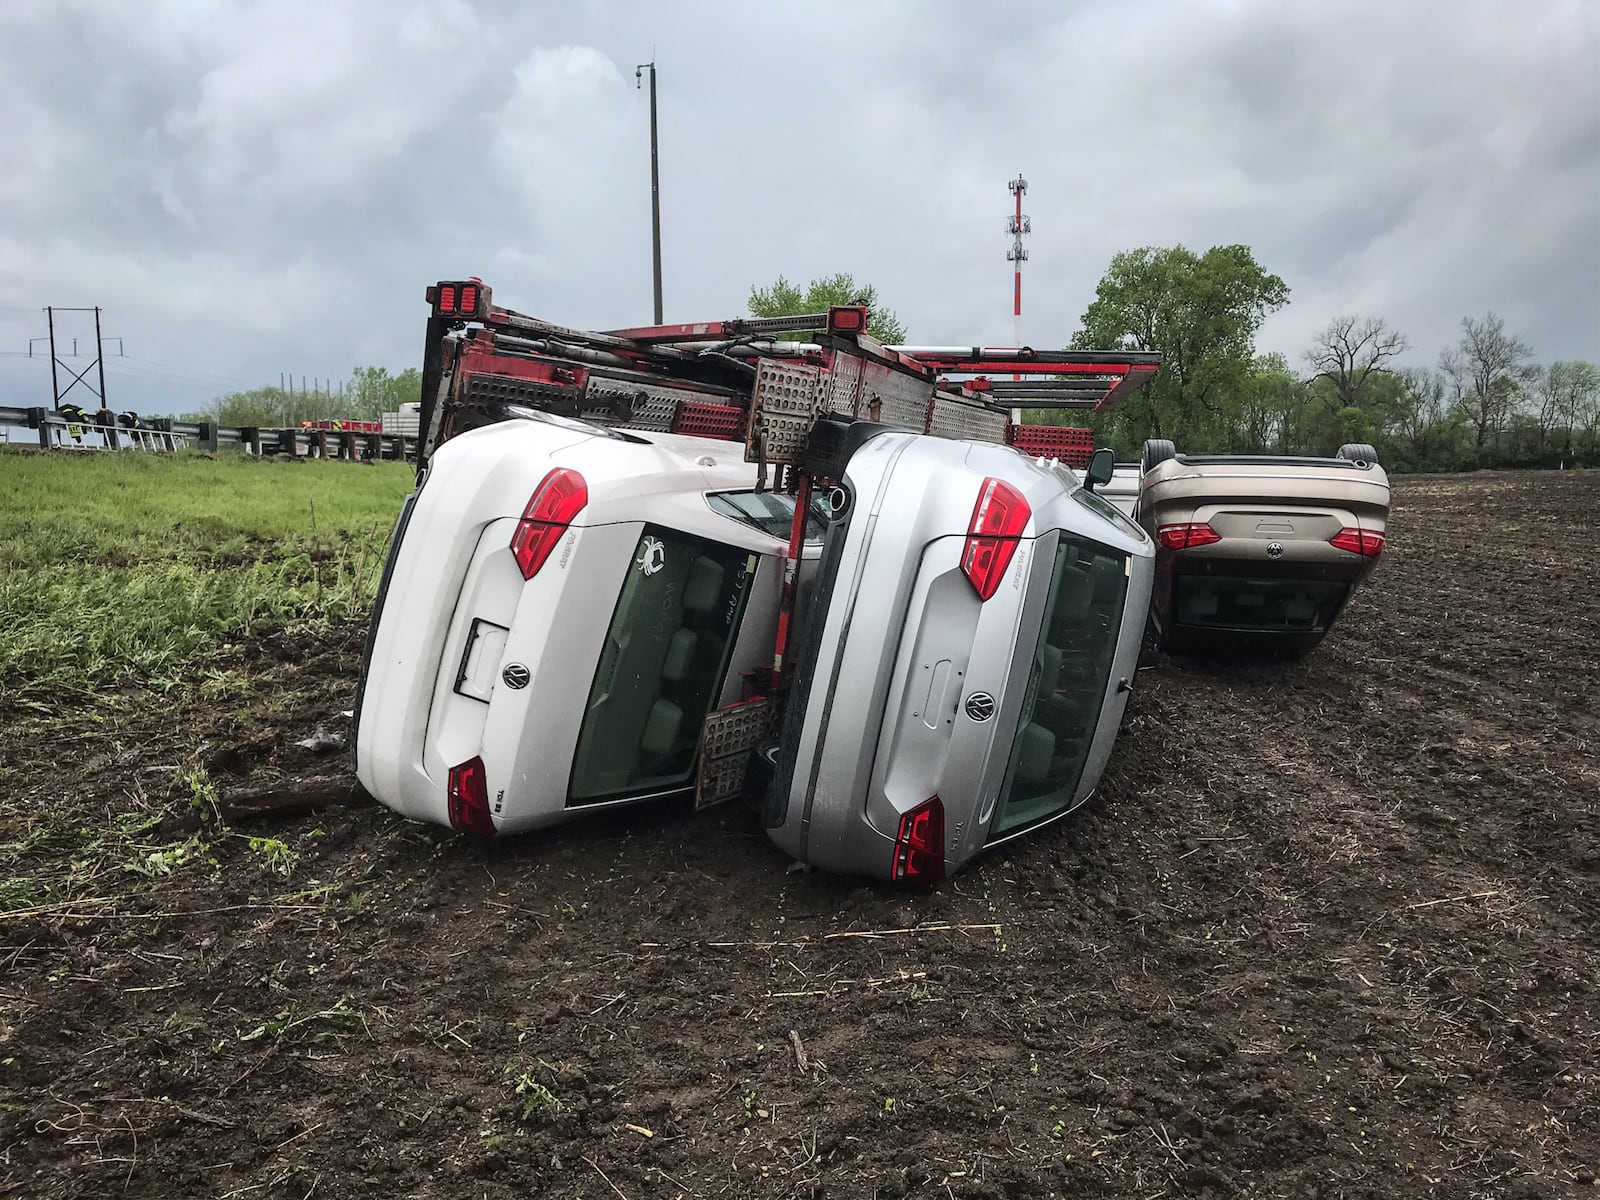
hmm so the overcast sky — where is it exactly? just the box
[1,0,1595,416]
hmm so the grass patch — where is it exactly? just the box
[0,449,411,686]
[507,1069,562,1122]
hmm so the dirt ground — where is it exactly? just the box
[2,469,1596,1199]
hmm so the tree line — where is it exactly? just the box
[1061,245,1599,470]
[193,261,1596,472]
[189,366,422,429]
[749,260,1599,472]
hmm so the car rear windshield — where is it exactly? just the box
[569,526,755,804]
[706,490,827,543]
[988,533,1129,842]
[1174,575,1348,632]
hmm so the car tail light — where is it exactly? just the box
[447,757,495,837]
[891,797,946,882]
[510,468,588,579]
[1155,522,1221,550]
[1329,527,1385,558]
[961,478,1031,601]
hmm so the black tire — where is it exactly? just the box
[742,744,781,810]
[804,419,899,481]
[1141,438,1176,474]
[1337,443,1379,466]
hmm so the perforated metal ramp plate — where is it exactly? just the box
[928,394,1009,443]
[858,360,935,429]
[747,361,822,465]
[821,353,862,418]
[581,384,681,431]
[695,698,772,809]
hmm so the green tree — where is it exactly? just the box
[1232,353,1303,453]
[1533,361,1600,459]
[209,387,294,428]
[1071,245,1289,450]
[747,273,908,344]
[342,366,423,419]
[202,367,422,428]
[1383,367,1463,468]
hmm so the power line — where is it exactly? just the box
[4,352,260,395]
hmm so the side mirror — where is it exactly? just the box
[1085,447,1115,491]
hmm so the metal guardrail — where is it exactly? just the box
[0,406,417,462]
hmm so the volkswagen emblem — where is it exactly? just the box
[502,663,530,690]
[1266,542,1284,559]
[964,692,996,722]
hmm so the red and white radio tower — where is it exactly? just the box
[1006,175,1031,401]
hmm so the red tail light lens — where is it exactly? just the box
[1155,522,1221,551]
[1329,527,1384,558]
[439,285,457,314]
[459,285,478,315]
[447,757,495,837]
[891,797,946,882]
[510,468,588,579]
[961,477,1031,601]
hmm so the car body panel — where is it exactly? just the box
[1137,454,1389,652]
[765,432,1154,880]
[355,416,811,833]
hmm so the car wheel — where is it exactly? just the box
[1337,443,1379,466]
[1141,438,1176,474]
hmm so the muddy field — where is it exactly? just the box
[2,469,1596,1199]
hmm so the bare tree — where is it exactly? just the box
[1305,315,1408,411]
[1387,366,1454,461]
[1439,312,1537,450]
[1536,361,1600,457]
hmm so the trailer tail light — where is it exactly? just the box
[1330,527,1385,558]
[1155,523,1222,551]
[434,279,485,318]
[510,468,588,579]
[447,757,495,837]
[961,477,1031,601]
[827,305,868,336]
[891,797,946,882]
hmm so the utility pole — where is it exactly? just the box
[40,306,116,412]
[636,60,663,323]
[46,309,58,409]
[93,307,107,410]
[1006,176,1031,420]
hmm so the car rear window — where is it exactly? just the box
[706,490,827,543]
[569,527,756,804]
[1072,486,1146,542]
[988,533,1129,842]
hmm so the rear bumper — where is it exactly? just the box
[353,425,593,830]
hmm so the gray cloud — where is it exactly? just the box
[1,0,1594,415]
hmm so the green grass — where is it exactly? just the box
[0,449,413,687]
